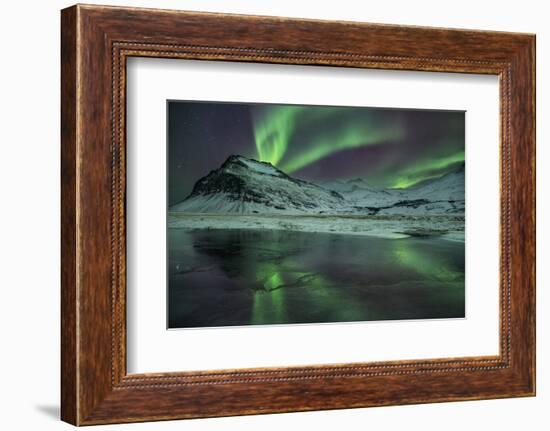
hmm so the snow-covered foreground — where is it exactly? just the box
[168,212,465,241]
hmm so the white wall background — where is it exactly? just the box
[0,0,546,429]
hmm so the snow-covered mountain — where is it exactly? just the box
[322,178,398,209]
[170,155,345,214]
[406,163,465,202]
[170,155,465,216]
[327,163,465,215]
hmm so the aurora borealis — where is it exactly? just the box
[167,100,466,328]
[252,105,405,174]
[168,100,464,205]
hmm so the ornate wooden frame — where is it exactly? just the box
[61,4,535,425]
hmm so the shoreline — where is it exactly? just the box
[168,212,465,242]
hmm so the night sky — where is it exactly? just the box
[168,100,464,206]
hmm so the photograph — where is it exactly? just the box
[167,101,466,329]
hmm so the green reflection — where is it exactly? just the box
[392,238,460,281]
[251,258,371,324]
[168,228,465,328]
[391,238,464,309]
[251,263,288,324]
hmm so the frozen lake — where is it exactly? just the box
[168,228,465,328]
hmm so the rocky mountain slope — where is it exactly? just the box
[170,155,464,216]
[170,155,345,214]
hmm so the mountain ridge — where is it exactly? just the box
[171,155,345,214]
[170,155,464,216]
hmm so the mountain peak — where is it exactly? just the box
[170,154,344,214]
[222,154,255,165]
[221,155,284,177]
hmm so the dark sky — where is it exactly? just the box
[168,100,464,205]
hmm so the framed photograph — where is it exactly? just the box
[61,4,535,425]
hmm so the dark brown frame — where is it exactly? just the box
[61,4,536,426]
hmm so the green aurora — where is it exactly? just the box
[167,101,465,203]
[251,104,464,189]
[391,150,465,188]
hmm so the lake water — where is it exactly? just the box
[168,229,465,328]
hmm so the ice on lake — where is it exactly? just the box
[168,228,465,328]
